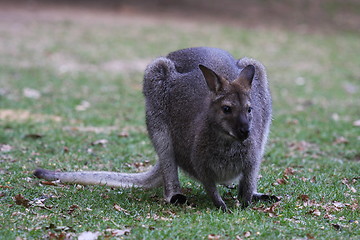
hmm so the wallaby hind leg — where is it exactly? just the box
[150,129,186,204]
[148,129,186,204]
[143,57,186,205]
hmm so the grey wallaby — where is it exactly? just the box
[34,47,279,210]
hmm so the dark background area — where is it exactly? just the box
[3,0,360,33]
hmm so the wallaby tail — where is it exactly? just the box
[34,163,163,189]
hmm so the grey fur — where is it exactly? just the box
[34,47,278,210]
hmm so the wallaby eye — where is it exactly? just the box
[222,105,232,114]
[248,107,252,113]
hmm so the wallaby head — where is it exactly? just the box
[199,64,255,142]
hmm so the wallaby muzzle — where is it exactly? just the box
[236,115,250,141]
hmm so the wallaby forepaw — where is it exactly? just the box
[170,194,187,205]
[219,204,229,213]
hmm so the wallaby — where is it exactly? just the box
[34,47,279,210]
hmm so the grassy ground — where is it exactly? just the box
[0,5,359,240]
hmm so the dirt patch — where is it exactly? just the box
[0,109,62,122]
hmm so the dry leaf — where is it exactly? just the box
[106,228,131,236]
[341,178,349,185]
[113,203,130,215]
[78,231,100,240]
[331,224,342,231]
[333,136,349,145]
[118,130,129,138]
[253,201,280,217]
[244,231,251,238]
[91,139,108,146]
[283,167,296,176]
[341,178,357,193]
[343,82,358,94]
[14,194,30,208]
[324,213,336,220]
[308,209,321,216]
[23,88,41,99]
[29,198,46,208]
[286,119,299,125]
[346,201,358,211]
[306,233,315,239]
[298,194,310,201]
[289,141,312,152]
[47,232,73,240]
[101,194,110,199]
[208,234,221,240]
[349,186,357,193]
[0,144,13,152]
[353,120,360,127]
[310,176,317,183]
[300,177,308,182]
[273,178,288,186]
[68,204,79,215]
[46,223,74,232]
[63,146,69,153]
[40,181,58,186]
[75,100,91,111]
[332,201,345,208]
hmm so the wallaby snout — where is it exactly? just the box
[239,126,250,140]
[235,115,250,141]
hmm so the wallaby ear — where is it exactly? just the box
[236,65,255,91]
[199,65,225,93]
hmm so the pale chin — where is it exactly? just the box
[227,131,249,142]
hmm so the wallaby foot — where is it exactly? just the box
[252,193,280,203]
[240,193,280,208]
[169,193,187,204]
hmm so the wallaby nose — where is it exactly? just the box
[240,128,250,139]
[237,115,250,140]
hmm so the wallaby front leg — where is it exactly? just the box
[152,130,186,204]
[238,164,259,208]
[238,164,280,207]
[203,181,227,211]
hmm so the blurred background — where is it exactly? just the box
[2,0,359,32]
[0,0,359,137]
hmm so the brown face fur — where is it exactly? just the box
[199,64,255,142]
[211,81,252,141]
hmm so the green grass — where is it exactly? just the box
[0,7,359,240]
